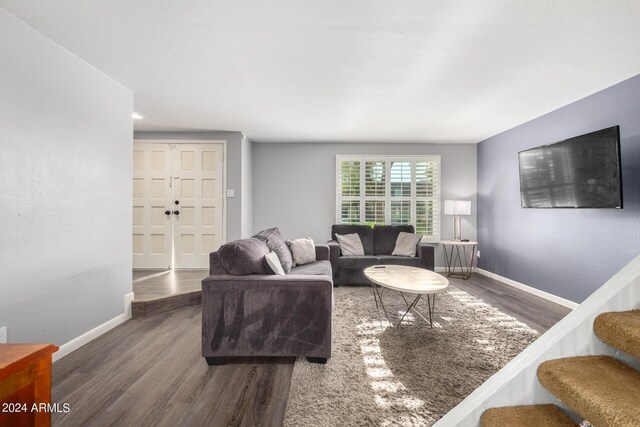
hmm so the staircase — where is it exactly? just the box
[481,310,640,426]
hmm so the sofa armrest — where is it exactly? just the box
[209,251,228,276]
[417,242,435,271]
[315,244,329,261]
[327,240,340,282]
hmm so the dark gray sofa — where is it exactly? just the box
[202,243,333,365]
[328,224,435,285]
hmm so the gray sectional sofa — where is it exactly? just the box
[201,232,333,365]
[328,224,435,285]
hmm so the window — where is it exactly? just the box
[336,155,441,242]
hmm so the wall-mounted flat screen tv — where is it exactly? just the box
[518,126,622,208]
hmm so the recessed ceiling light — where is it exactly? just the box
[132,112,145,119]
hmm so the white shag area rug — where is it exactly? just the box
[283,285,540,427]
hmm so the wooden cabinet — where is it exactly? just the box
[0,344,58,427]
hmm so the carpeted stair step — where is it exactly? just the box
[480,404,577,426]
[593,310,640,359]
[537,355,640,427]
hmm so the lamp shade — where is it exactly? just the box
[444,200,471,216]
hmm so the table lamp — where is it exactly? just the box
[444,200,471,241]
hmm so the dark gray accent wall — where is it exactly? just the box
[253,142,477,268]
[478,74,640,303]
[133,131,247,241]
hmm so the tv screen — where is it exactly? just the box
[518,126,622,208]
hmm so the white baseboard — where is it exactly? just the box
[475,268,578,310]
[54,292,134,362]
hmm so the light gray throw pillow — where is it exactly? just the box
[392,232,422,257]
[335,233,365,256]
[264,251,286,275]
[288,238,316,266]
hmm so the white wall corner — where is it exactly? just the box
[124,291,134,318]
[53,292,134,362]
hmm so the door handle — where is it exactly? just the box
[173,210,180,215]
[165,210,171,216]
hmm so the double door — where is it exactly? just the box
[133,142,224,269]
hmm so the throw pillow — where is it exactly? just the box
[218,238,270,275]
[391,232,423,257]
[288,238,316,266]
[335,233,365,256]
[252,227,294,273]
[264,251,285,275]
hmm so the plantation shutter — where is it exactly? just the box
[415,159,439,237]
[389,160,412,226]
[416,160,437,197]
[338,159,361,223]
[364,200,385,225]
[339,201,360,224]
[336,155,441,241]
[339,160,360,197]
[364,161,386,197]
[364,160,386,225]
[390,161,412,197]
[390,200,411,225]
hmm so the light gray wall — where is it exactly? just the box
[241,136,253,237]
[478,74,640,303]
[0,9,133,344]
[253,142,477,267]
[133,131,246,241]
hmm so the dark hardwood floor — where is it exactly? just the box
[52,305,293,427]
[449,273,572,333]
[52,272,571,426]
[131,269,208,317]
[133,269,208,301]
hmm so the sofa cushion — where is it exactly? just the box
[289,260,332,277]
[376,255,421,267]
[335,233,365,256]
[373,225,415,255]
[331,224,374,255]
[338,256,379,270]
[392,232,422,257]
[253,227,293,273]
[218,238,270,275]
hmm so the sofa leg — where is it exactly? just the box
[306,357,328,364]
[205,357,225,366]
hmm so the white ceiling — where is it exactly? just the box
[3,1,640,143]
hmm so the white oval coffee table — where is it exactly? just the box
[364,265,449,328]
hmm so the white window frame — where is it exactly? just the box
[335,155,442,242]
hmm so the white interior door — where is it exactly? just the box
[132,144,173,269]
[132,142,225,269]
[173,144,225,268]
